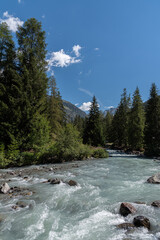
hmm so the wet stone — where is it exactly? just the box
[147,173,160,184]
[67,180,77,186]
[117,223,135,230]
[134,201,146,205]
[151,201,160,207]
[16,201,28,208]
[0,183,10,194]
[119,202,136,217]
[133,216,150,230]
[50,178,61,184]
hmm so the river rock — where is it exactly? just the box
[119,202,136,217]
[67,180,77,186]
[0,183,10,194]
[50,178,61,184]
[147,173,160,184]
[134,201,146,205]
[151,201,160,207]
[16,201,28,208]
[117,223,135,230]
[133,216,150,230]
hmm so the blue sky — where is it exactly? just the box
[1,0,160,111]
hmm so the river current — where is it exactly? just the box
[0,150,160,240]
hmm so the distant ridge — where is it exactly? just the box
[104,107,117,116]
[63,100,86,121]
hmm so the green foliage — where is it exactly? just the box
[104,111,113,142]
[73,115,85,137]
[0,23,22,148]
[47,76,65,137]
[55,123,82,161]
[145,83,160,156]
[26,114,50,149]
[111,88,130,147]
[92,148,109,158]
[128,87,145,150]
[16,18,48,149]
[83,96,105,146]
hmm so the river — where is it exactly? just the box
[0,150,160,240]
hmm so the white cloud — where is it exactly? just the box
[75,103,79,106]
[18,0,21,3]
[79,102,91,111]
[94,48,99,51]
[47,46,82,69]
[0,11,23,32]
[105,106,114,109]
[73,45,82,57]
[42,15,45,19]
[78,88,93,97]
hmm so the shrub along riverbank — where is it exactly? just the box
[0,124,109,168]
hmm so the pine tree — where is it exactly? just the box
[128,87,145,150]
[0,23,21,148]
[104,111,113,142]
[144,83,160,156]
[83,96,105,146]
[47,76,65,137]
[16,18,49,148]
[111,88,130,147]
[73,115,85,137]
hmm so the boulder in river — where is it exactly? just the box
[67,180,77,186]
[0,183,10,194]
[50,178,61,184]
[119,202,136,217]
[151,201,160,207]
[147,173,160,184]
[133,216,150,230]
[16,201,28,208]
[117,223,135,230]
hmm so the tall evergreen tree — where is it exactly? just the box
[16,18,49,148]
[128,87,145,150]
[47,76,65,137]
[83,96,105,146]
[104,111,113,142]
[111,88,130,147]
[73,115,85,137]
[0,23,21,148]
[145,83,160,156]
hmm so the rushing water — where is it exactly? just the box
[1,150,160,239]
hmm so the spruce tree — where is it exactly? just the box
[104,111,113,142]
[16,18,49,148]
[0,23,21,148]
[111,88,130,147]
[128,87,145,150]
[47,76,65,137]
[83,96,105,146]
[145,83,160,156]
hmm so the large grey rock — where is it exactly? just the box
[147,173,160,184]
[50,178,61,184]
[67,180,77,186]
[133,216,150,230]
[0,183,10,194]
[151,200,160,207]
[119,202,136,217]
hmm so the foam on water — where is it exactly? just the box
[0,150,160,239]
